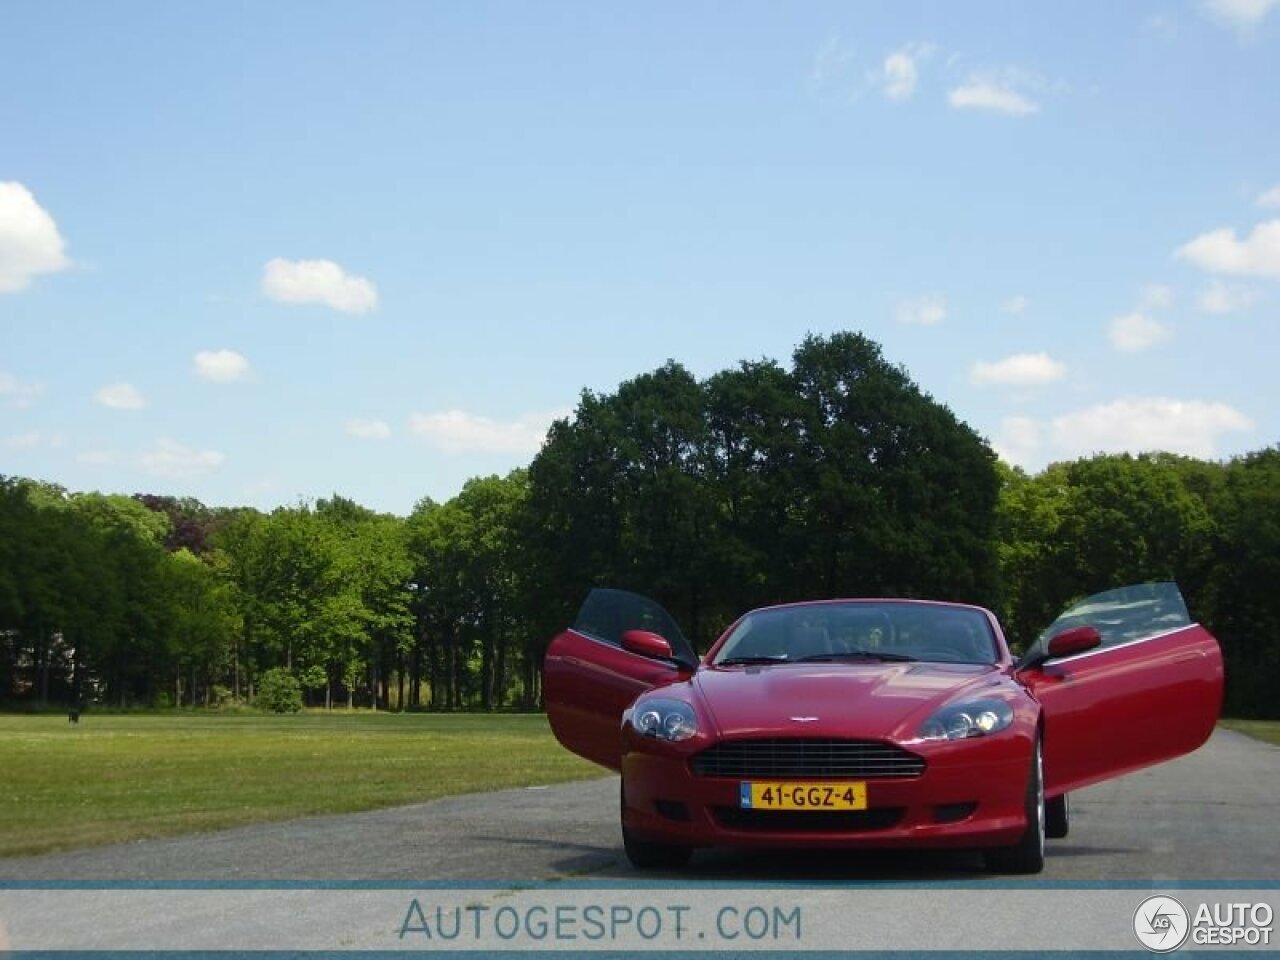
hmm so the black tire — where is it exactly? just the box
[984,738,1046,874]
[622,825,693,869]
[620,779,692,869]
[1046,793,1069,839]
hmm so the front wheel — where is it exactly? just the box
[1046,793,1069,839]
[984,738,1045,874]
[620,779,692,869]
[622,826,693,869]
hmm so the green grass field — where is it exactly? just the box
[0,711,600,858]
[4,713,1274,860]
[1219,718,1280,746]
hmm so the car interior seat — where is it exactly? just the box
[933,619,991,662]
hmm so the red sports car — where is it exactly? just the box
[544,582,1222,873]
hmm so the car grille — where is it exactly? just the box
[713,806,905,833]
[690,738,925,779]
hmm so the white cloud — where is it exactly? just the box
[0,371,44,408]
[4,435,64,453]
[1002,295,1029,316]
[1199,0,1279,29]
[1197,280,1260,314]
[1176,220,1280,277]
[94,381,146,410]
[882,52,918,101]
[879,43,934,101]
[810,36,855,94]
[971,352,1068,387]
[1108,312,1170,352]
[1139,283,1175,310]
[1257,185,1280,209]
[345,417,391,440]
[947,78,1040,115]
[408,408,568,454]
[992,416,1041,465]
[1050,397,1253,460]
[194,349,251,383]
[138,439,224,478]
[262,258,378,314]
[0,182,70,293]
[4,431,42,449]
[1106,283,1175,352]
[895,294,947,326]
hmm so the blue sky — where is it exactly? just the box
[3,1,1278,515]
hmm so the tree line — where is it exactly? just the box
[2,332,1276,717]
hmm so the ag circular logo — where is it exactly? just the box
[1134,895,1190,952]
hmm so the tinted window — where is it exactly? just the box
[1031,582,1191,658]
[714,602,996,665]
[572,588,697,666]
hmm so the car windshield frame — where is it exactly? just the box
[711,601,998,667]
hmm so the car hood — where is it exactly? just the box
[692,661,1007,740]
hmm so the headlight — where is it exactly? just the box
[919,698,1014,741]
[630,698,698,742]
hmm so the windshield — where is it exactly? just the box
[713,602,997,666]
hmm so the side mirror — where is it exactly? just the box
[621,629,674,661]
[1047,625,1102,660]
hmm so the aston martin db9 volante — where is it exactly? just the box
[544,583,1222,873]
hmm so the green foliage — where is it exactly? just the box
[2,336,1279,719]
[994,449,1280,716]
[255,668,303,714]
[997,452,1216,644]
[407,471,531,709]
[524,333,1001,650]
[210,684,234,707]
[1197,449,1280,717]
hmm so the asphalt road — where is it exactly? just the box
[1,728,1275,882]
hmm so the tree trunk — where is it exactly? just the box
[429,639,440,709]
[451,633,465,710]
[494,635,507,708]
[70,642,83,711]
[36,630,50,705]
[233,622,244,701]
[410,644,422,709]
[480,628,493,710]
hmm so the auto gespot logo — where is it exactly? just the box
[1134,895,1275,952]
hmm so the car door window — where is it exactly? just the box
[573,588,697,666]
[1028,581,1192,662]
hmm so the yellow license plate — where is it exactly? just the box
[739,782,867,810]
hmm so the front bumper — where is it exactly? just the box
[621,731,1034,850]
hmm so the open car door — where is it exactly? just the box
[1020,582,1223,796]
[544,589,697,770]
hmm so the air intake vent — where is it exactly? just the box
[691,738,925,779]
